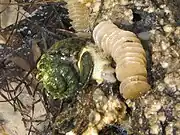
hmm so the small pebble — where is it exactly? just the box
[138,31,151,40]
[160,61,168,68]
[150,124,159,134]
[163,24,175,33]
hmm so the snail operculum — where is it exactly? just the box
[36,38,94,99]
[78,50,94,86]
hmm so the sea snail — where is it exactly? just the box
[93,21,151,99]
[36,38,93,99]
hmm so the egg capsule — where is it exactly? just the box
[93,21,150,99]
[120,76,150,99]
[66,0,90,32]
[115,61,147,82]
[114,52,147,64]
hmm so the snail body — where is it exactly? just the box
[93,21,150,99]
[65,0,90,32]
[79,45,116,84]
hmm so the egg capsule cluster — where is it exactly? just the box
[78,0,94,6]
[93,21,150,99]
[66,0,90,32]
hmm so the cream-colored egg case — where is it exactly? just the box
[93,21,150,99]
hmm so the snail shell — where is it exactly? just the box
[37,53,80,99]
[36,38,93,99]
[65,0,90,32]
[93,21,150,99]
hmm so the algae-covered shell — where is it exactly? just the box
[93,21,150,99]
[36,38,93,99]
[37,52,80,99]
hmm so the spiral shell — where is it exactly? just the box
[36,38,93,99]
[36,53,80,99]
[65,0,90,32]
[93,21,150,99]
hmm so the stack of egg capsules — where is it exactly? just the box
[93,21,150,99]
[65,0,90,32]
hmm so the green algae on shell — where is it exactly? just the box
[36,38,93,99]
